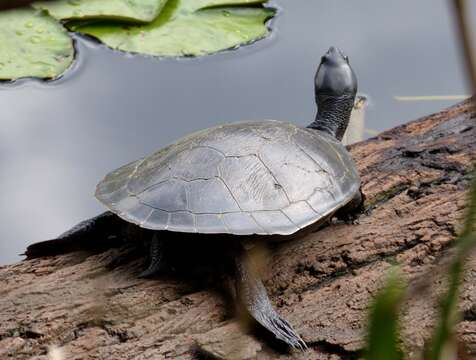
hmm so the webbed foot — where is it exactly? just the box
[234,247,307,350]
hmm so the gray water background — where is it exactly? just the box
[0,0,475,265]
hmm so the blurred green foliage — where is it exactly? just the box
[364,161,476,360]
[426,167,476,360]
[365,268,405,360]
[365,1,476,358]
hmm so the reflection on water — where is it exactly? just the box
[0,0,475,264]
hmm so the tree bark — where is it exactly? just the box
[1,99,475,360]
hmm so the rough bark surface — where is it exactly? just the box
[1,99,476,360]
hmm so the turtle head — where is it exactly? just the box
[315,47,357,96]
[308,47,358,141]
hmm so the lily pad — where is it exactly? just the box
[0,8,74,80]
[34,0,169,23]
[68,0,275,57]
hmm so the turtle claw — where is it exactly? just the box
[266,314,307,350]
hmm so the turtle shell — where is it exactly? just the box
[96,120,360,236]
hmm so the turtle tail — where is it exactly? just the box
[24,211,122,259]
[233,245,307,350]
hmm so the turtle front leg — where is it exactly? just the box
[233,247,307,350]
[24,211,121,258]
[138,234,168,278]
[335,188,366,223]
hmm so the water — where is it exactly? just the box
[0,0,474,265]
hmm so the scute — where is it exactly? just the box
[95,120,360,236]
[222,212,262,235]
[251,211,300,234]
[172,147,223,180]
[281,201,318,226]
[186,178,240,213]
[218,155,289,212]
[195,214,228,233]
[258,142,332,203]
[143,209,169,228]
[168,212,196,233]
[138,180,188,212]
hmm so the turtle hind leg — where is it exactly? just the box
[233,248,307,350]
[138,234,167,278]
[24,211,121,259]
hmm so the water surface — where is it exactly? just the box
[0,0,475,264]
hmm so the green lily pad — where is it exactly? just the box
[68,0,275,57]
[34,0,169,23]
[0,8,74,80]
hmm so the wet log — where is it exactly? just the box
[1,99,476,360]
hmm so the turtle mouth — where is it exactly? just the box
[321,46,349,65]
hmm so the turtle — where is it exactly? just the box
[26,46,362,350]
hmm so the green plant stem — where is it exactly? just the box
[452,0,476,94]
[365,268,405,360]
[428,176,476,359]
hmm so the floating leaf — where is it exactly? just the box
[0,8,74,80]
[67,0,275,57]
[34,0,168,23]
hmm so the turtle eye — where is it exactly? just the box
[344,55,349,62]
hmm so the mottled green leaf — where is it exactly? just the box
[68,0,275,57]
[34,0,168,23]
[0,8,74,80]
